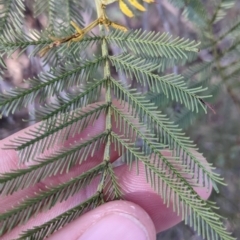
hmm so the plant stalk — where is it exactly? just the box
[95,0,112,193]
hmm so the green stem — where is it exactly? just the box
[95,0,112,193]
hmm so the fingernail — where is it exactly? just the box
[77,213,150,240]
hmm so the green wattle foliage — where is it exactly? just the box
[0,0,236,239]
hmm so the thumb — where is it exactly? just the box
[49,200,156,240]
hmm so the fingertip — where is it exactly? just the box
[49,201,156,240]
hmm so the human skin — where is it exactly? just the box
[0,101,212,240]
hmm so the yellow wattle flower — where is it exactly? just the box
[119,0,154,17]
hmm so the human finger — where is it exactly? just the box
[48,200,156,240]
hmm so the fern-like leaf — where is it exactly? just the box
[0,131,108,195]
[0,0,25,33]
[110,54,209,112]
[0,163,105,235]
[111,132,234,240]
[107,29,200,59]
[0,56,106,116]
[18,194,101,240]
[110,79,223,190]
[0,1,236,239]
